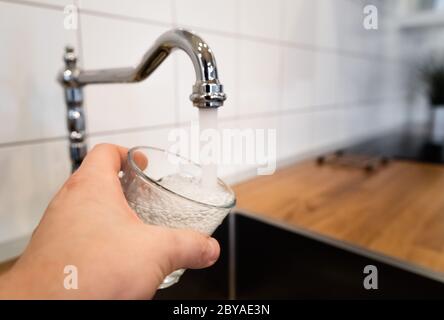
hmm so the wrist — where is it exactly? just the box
[0,259,63,299]
[0,265,24,299]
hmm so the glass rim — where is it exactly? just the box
[127,146,236,209]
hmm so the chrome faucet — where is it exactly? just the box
[58,28,226,171]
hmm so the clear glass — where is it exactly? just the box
[120,146,236,289]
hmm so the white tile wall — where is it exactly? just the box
[313,51,340,106]
[282,47,316,110]
[25,0,75,7]
[78,0,173,23]
[278,112,312,159]
[0,0,409,259]
[239,0,281,40]
[344,104,373,139]
[312,107,347,149]
[174,0,237,33]
[338,56,367,104]
[0,1,77,144]
[238,39,281,115]
[281,0,317,46]
[337,0,365,53]
[0,140,70,243]
[88,127,174,152]
[80,14,175,133]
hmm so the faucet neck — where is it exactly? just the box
[59,28,226,108]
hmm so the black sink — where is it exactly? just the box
[155,212,444,299]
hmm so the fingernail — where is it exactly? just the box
[207,237,219,263]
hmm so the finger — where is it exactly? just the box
[77,143,128,177]
[132,150,148,171]
[157,228,220,272]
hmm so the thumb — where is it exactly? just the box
[157,228,220,273]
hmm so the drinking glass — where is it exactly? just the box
[119,146,236,289]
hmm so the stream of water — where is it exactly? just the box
[199,108,219,189]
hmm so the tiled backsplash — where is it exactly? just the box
[0,0,409,260]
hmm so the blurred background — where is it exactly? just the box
[1,0,444,297]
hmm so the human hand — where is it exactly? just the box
[0,144,220,299]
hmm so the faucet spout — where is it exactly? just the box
[62,28,226,108]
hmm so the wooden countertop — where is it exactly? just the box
[233,159,444,274]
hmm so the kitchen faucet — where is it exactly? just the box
[58,28,226,171]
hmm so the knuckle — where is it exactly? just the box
[63,172,87,191]
[169,230,183,251]
[92,143,111,153]
[162,229,182,271]
[198,236,209,258]
[188,230,210,262]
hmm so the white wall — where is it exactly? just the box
[0,0,408,260]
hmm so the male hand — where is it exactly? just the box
[0,144,220,299]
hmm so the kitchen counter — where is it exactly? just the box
[233,159,444,274]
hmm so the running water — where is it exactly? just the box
[198,108,218,189]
